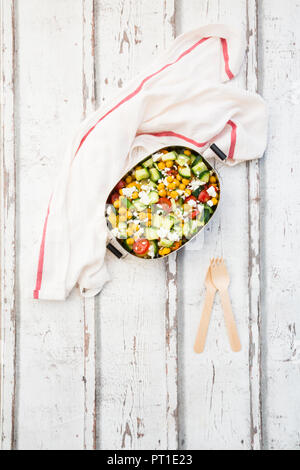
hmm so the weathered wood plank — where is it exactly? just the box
[0,0,17,451]
[94,0,177,450]
[16,0,86,449]
[176,0,255,450]
[246,0,263,450]
[82,0,97,450]
[259,0,300,450]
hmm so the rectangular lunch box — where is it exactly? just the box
[105,143,227,260]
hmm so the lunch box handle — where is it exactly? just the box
[106,242,124,259]
[210,144,227,161]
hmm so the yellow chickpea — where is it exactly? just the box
[126,237,134,245]
[162,247,171,255]
[131,191,139,199]
[168,182,176,190]
[158,189,167,197]
[166,160,173,168]
[158,162,165,170]
[185,189,192,196]
[119,188,123,195]
[209,175,217,183]
[170,191,178,199]
[174,180,180,187]
[176,174,182,181]
[113,200,120,209]
[162,149,169,154]
[167,175,174,183]
[158,248,165,257]
[127,182,136,188]
[211,197,218,205]
[126,210,133,219]
[125,175,132,184]
[157,182,165,190]
[184,149,191,156]
[136,166,142,170]
[182,178,190,185]
[179,183,186,190]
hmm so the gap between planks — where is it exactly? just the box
[82,0,97,451]
[0,0,17,451]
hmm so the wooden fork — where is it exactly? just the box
[210,257,242,352]
[194,262,216,353]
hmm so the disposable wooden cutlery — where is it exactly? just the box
[194,258,241,353]
[193,263,216,353]
[210,257,241,352]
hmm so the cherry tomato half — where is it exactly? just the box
[111,192,120,204]
[133,239,150,256]
[198,190,210,203]
[158,197,172,212]
[185,195,197,204]
[115,180,126,191]
[188,209,200,219]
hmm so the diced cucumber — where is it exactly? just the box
[152,213,162,228]
[190,155,197,165]
[119,196,133,209]
[135,168,150,181]
[142,157,154,168]
[191,155,202,167]
[161,216,174,231]
[176,154,190,167]
[118,222,127,239]
[148,191,159,204]
[140,179,157,189]
[178,166,192,178]
[192,160,208,176]
[149,167,162,183]
[199,170,210,183]
[173,224,183,238]
[148,240,158,256]
[203,205,213,224]
[183,221,192,238]
[145,227,159,240]
[132,198,147,212]
[162,151,177,161]
[159,239,174,248]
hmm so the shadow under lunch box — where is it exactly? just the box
[105,143,227,260]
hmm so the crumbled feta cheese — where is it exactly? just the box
[148,244,155,258]
[111,228,120,238]
[189,179,206,190]
[177,189,185,196]
[207,200,213,207]
[139,191,151,205]
[197,203,204,213]
[122,186,137,198]
[207,186,217,197]
[187,199,197,207]
[106,205,113,215]
[157,228,169,239]
[168,231,180,242]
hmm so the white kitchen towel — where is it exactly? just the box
[32,24,267,300]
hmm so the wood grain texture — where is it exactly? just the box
[176,0,257,450]
[0,0,17,450]
[16,0,86,449]
[82,0,97,450]
[94,0,177,450]
[259,0,300,450]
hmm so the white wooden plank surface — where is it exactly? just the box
[1,0,300,451]
[176,0,259,450]
[94,0,178,450]
[259,0,300,450]
[16,0,86,450]
[0,0,17,450]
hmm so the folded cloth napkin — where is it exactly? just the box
[32,24,267,300]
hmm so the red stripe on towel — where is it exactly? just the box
[221,38,234,80]
[33,199,52,299]
[227,120,237,159]
[74,37,210,157]
[139,131,208,148]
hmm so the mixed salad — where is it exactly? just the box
[106,147,220,258]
